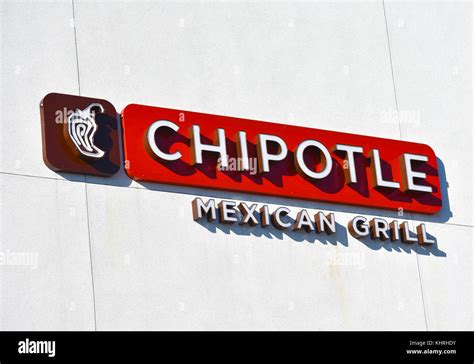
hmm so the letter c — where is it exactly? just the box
[147,120,182,161]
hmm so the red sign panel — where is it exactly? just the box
[121,104,441,214]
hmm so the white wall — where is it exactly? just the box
[0,0,472,330]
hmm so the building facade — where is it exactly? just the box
[0,0,472,330]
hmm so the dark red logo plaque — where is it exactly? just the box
[40,93,120,177]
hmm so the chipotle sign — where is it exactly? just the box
[41,93,442,215]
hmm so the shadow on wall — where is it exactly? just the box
[59,144,451,258]
[410,157,452,224]
[355,230,445,257]
[198,213,348,247]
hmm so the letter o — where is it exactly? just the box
[295,140,332,179]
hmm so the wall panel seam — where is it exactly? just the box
[71,0,97,331]
[382,0,429,331]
